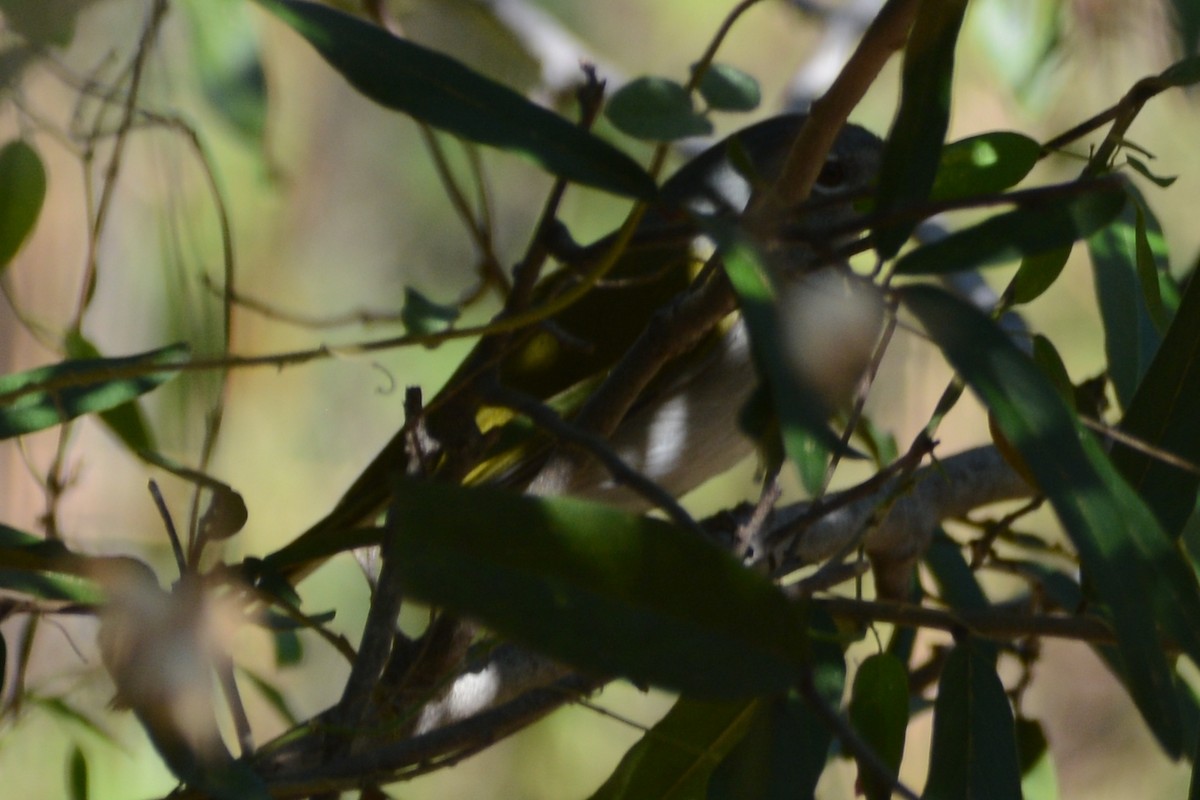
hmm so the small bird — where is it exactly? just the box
[275,114,882,577]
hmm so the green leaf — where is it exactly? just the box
[930,132,1040,203]
[1126,155,1177,188]
[923,642,1022,800]
[0,524,105,603]
[0,139,46,271]
[255,0,655,199]
[0,343,188,439]
[1009,247,1070,304]
[848,653,909,800]
[64,331,156,453]
[605,77,713,141]
[873,0,968,258]
[1016,717,1059,800]
[902,284,1200,756]
[1088,183,1167,407]
[588,698,760,800]
[697,64,761,112]
[181,0,268,142]
[239,667,300,726]
[1133,203,1172,332]
[893,180,1126,275]
[1110,248,1200,537]
[400,287,459,338]
[392,480,810,697]
[67,745,88,800]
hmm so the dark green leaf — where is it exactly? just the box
[849,653,909,800]
[274,628,302,667]
[1088,183,1166,407]
[400,287,460,338]
[392,480,810,697]
[902,284,1200,756]
[1133,201,1172,332]
[1015,717,1059,797]
[697,64,761,112]
[1126,155,1177,188]
[0,343,188,439]
[606,77,713,141]
[874,0,967,258]
[894,181,1126,275]
[588,698,760,800]
[925,531,989,612]
[0,139,46,271]
[1009,247,1070,304]
[64,332,156,454]
[0,524,105,602]
[930,132,1040,203]
[1110,248,1200,537]
[707,693,830,800]
[1030,335,1076,405]
[255,0,655,199]
[923,642,1022,800]
[67,745,87,800]
[182,0,268,142]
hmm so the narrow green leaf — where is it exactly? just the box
[1030,336,1076,405]
[697,64,761,112]
[1088,183,1168,407]
[894,181,1126,275]
[392,480,810,697]
[1016,718,1060,800]
[400,287,459,338]
[902,284,1200,756]
[923,642,1022,800]
[1126,155,1177,188]
[0,139,46,270]
[67,745,88,800]
[0,343,188,439]
[930,132,1040,203]
[1110,248,1200,537]
[605,77,713,141]
[849,653,909,800]
[0,524,105,603]
[588,698,760,800]
[874,0,968,258]
[64,332,156,453]
[255,0,655,199]
[239,667,300,726]
[1010,247,1071,304]
[1133,202,1171,332]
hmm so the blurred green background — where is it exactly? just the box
[1,0,1198,796]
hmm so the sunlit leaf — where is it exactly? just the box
[697,64,761,112]
[849,653,909,800]
[924,642,1022,799]
[67,745,88,800]
[929,131,1040,203]
[392,480,810,697]
[0,343,188,439]
[0,139,46,271]
[873,0,967,258]
[64,332,156,454]
[606,76,712,141]
[588,698,760,800]
[894,180,1125,275]
[1016,717,1060,799]
[255,0,655,199]
[902,284,1200,756]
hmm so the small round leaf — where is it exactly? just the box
[605,76,712,141]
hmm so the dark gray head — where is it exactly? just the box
[659,113,882,225]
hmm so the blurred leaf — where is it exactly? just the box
[255,0,655,199]
[848,653,909,800]
[697,64,761,112]
[930,132,1040,203]
[67,745,87,800]
[239,668,300,726]
[0,524,104,602]
[0,139,46,271]
[1088,183,1167,408]
[925,531,989,612]
[1030,336,1075,405]
[0,632,5,698]
[1133,202,1172,332]
[1010,246,1070,304]
[924,642,1022,800]
[0,0,88,46]
[894,180,1125,275]
[1126,155,1177,188]
[274,628,302,666]
[902,284,1200,756]
[392,480,810,697]
[1110,251,1200,538]
[606,76,712,141]
[588,698,760,800]
[1016,717,1060,800]
[972,0,1063,103]
[873,0,967,258]
[1169,1,1200,55]
[400,287,460,338]
[0,343,189,439]
[707,693,831,800]
[64,332,155,454]
[181,0,268,142]
[28,696,114,742]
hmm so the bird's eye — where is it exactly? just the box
[814,156,847,190]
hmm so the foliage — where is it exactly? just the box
[2,0,1200,798]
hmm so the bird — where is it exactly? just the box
[267,113,883,580]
